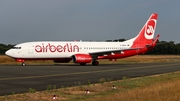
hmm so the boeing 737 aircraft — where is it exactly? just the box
[5,13,160,66]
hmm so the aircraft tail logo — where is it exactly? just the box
[145,19,156,39]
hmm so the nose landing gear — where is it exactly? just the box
[15,59,26,66]
[22,62,26,66]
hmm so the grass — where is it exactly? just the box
[85,73,180,101]
[1,72,180,101]
[1,55,180,101]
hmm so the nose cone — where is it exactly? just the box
[5,50,12,57]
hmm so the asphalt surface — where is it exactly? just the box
[0,62,180,96]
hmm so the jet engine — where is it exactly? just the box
[72,54,92,63]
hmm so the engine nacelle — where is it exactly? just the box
[72,54,92,63]
[53,58,71,63]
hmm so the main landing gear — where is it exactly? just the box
[92,61,99,66]
[79,61,99,66]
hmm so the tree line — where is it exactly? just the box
[145,41,180,55]
[0,44,14,55]
[0,40,180,55]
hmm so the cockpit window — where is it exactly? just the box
[12,47,21,49]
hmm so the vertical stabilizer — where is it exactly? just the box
[127,13,158,48]
[134,13,158,45]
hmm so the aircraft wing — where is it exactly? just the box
[89,47,144,57]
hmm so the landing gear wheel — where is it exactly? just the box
[22,62,26,66]
[92,61,99,66]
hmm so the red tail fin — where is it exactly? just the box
[133,13,158,46]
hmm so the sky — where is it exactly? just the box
[0,0,179,44]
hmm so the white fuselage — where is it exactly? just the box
[6,41,133,59]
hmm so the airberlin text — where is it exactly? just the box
[35,43,79,53]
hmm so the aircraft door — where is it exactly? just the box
[136,44,139,53]
[28,45,33,54]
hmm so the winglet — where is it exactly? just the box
[152,34,160,45]
[147,34,160,49]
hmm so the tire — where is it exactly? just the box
[22,62,26,66]
[92,61,99,66]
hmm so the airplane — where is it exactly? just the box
[5,13,160,66]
